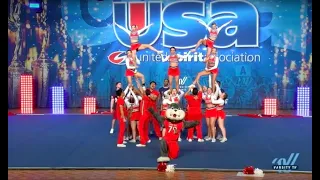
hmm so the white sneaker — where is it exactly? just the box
[204,136,209,139]
[129,139,136,143]
[124,137,129,141]
[178,138,182,142]
[216,135,223,140]
[188,139,192,142]
[147,140,151,143]
[123,141,127,144]
[136,144,146,147]
[205,137,211,141]
[198,139,204,142]
[110,129,114,134]
[193,135,197,139]
[211,138,216,142]
[117,144,126,147]
[220,138,227,143]
[159,137,162,140]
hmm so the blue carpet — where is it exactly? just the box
[8,115,312,171]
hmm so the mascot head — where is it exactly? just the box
[165,103,185,122]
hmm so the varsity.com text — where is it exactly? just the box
[138,52,261,63]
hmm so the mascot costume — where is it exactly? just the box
[149,103,199,162]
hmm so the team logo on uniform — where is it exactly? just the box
[108,51,126,65]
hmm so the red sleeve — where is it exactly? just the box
[118,98,124,105]
[154,90,160,96]
[198,91,203,99]
[185,95,191,101]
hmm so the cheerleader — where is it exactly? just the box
[189,48,219,90]
[161,47,191,91]
[160,94,172,118]
[163,89,184,104]
[191,20,232,60]
[202,87,217,142]
[114,23,163,61]
[211,92,228,142]
[125,50,146,89]
[125,86,142,143]
[184,82,204,142]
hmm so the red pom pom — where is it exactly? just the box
[243,166,254,174]
[157,162,167,172]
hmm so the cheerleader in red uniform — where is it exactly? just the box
[125,86,142,143]
[161,47,191,91]
[211,92,228,142]
[163,89,184,141]
[184,82,204,142]
[125,50,146,89]
[114,23,163,60]
[189,48,219,90]
[191,20,232,60]
[202,87,217,142]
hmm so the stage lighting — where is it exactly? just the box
[297,87,310,116]
[29,0,42,13]
[84,97,96,114]
[264,98,277,115]
[52,86,64,114]
[20,75,33,114]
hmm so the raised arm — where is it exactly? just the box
[197,19,211,32]
[130,89,139,106]
[124,85,130,96]
[135,56,141,65]
[164,90,170,97]
[114,22,131,35]
[126,57,136,69]
[137,23,153,34]
[184,87,192,97]
[196,81,202,92]
[161,54,170,62]
[178,51,191,60]
[124,93,132,107]
[178,90,184,99]
[217,20,232,34]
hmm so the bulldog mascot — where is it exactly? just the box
[148,103,199,162]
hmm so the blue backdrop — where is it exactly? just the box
[8,0,312,109]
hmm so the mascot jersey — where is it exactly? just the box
[163,120,183,141]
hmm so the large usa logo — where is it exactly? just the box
[112,0,260,49]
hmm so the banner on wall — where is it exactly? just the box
[7,0,312,109]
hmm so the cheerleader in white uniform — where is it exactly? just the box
[211,92,228,143]
[125,50,146,89]
[125,86,142,143]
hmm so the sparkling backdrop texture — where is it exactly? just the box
[8,0,312,109]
